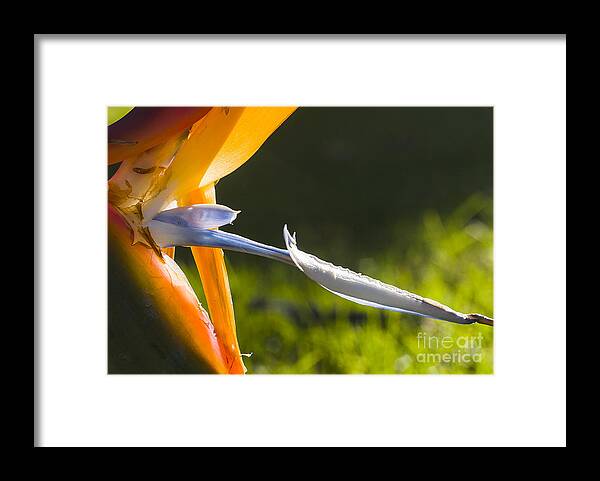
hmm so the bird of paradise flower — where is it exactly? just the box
[108,106,493,374]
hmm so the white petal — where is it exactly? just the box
[147,220,196,247]
[283,226,473,324]
[151,203,240,229]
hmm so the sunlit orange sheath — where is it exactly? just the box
[108,204,229,373]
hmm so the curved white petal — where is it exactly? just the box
[151,203,240,229]
[283,225,473,324]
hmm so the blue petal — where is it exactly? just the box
[147,220,294,266]
[152,203,240,229]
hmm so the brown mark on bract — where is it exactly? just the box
[108,139,138,145]
[140,226,164,261]
[133,166,157,175]
[133,202,144,221]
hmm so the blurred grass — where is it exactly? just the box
[178,193,493,374]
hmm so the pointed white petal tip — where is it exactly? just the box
[282,225,485,325]
[151,203,240,229]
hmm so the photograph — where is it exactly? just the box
[108,106,493,374]
[36,35,566,447]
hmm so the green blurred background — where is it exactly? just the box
[175,107,494,374]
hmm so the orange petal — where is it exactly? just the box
[108,107,211,165]
[181,185,246,374]
[143,107,296,218]
[108,203,229,373]
[197,107,297,188]
[163,247,175,259]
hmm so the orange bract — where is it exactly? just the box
[182,185,246,374]
[108,204,229,373]
[197,107,297,188]
[108,107,211,165]
[154,107,296,209]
